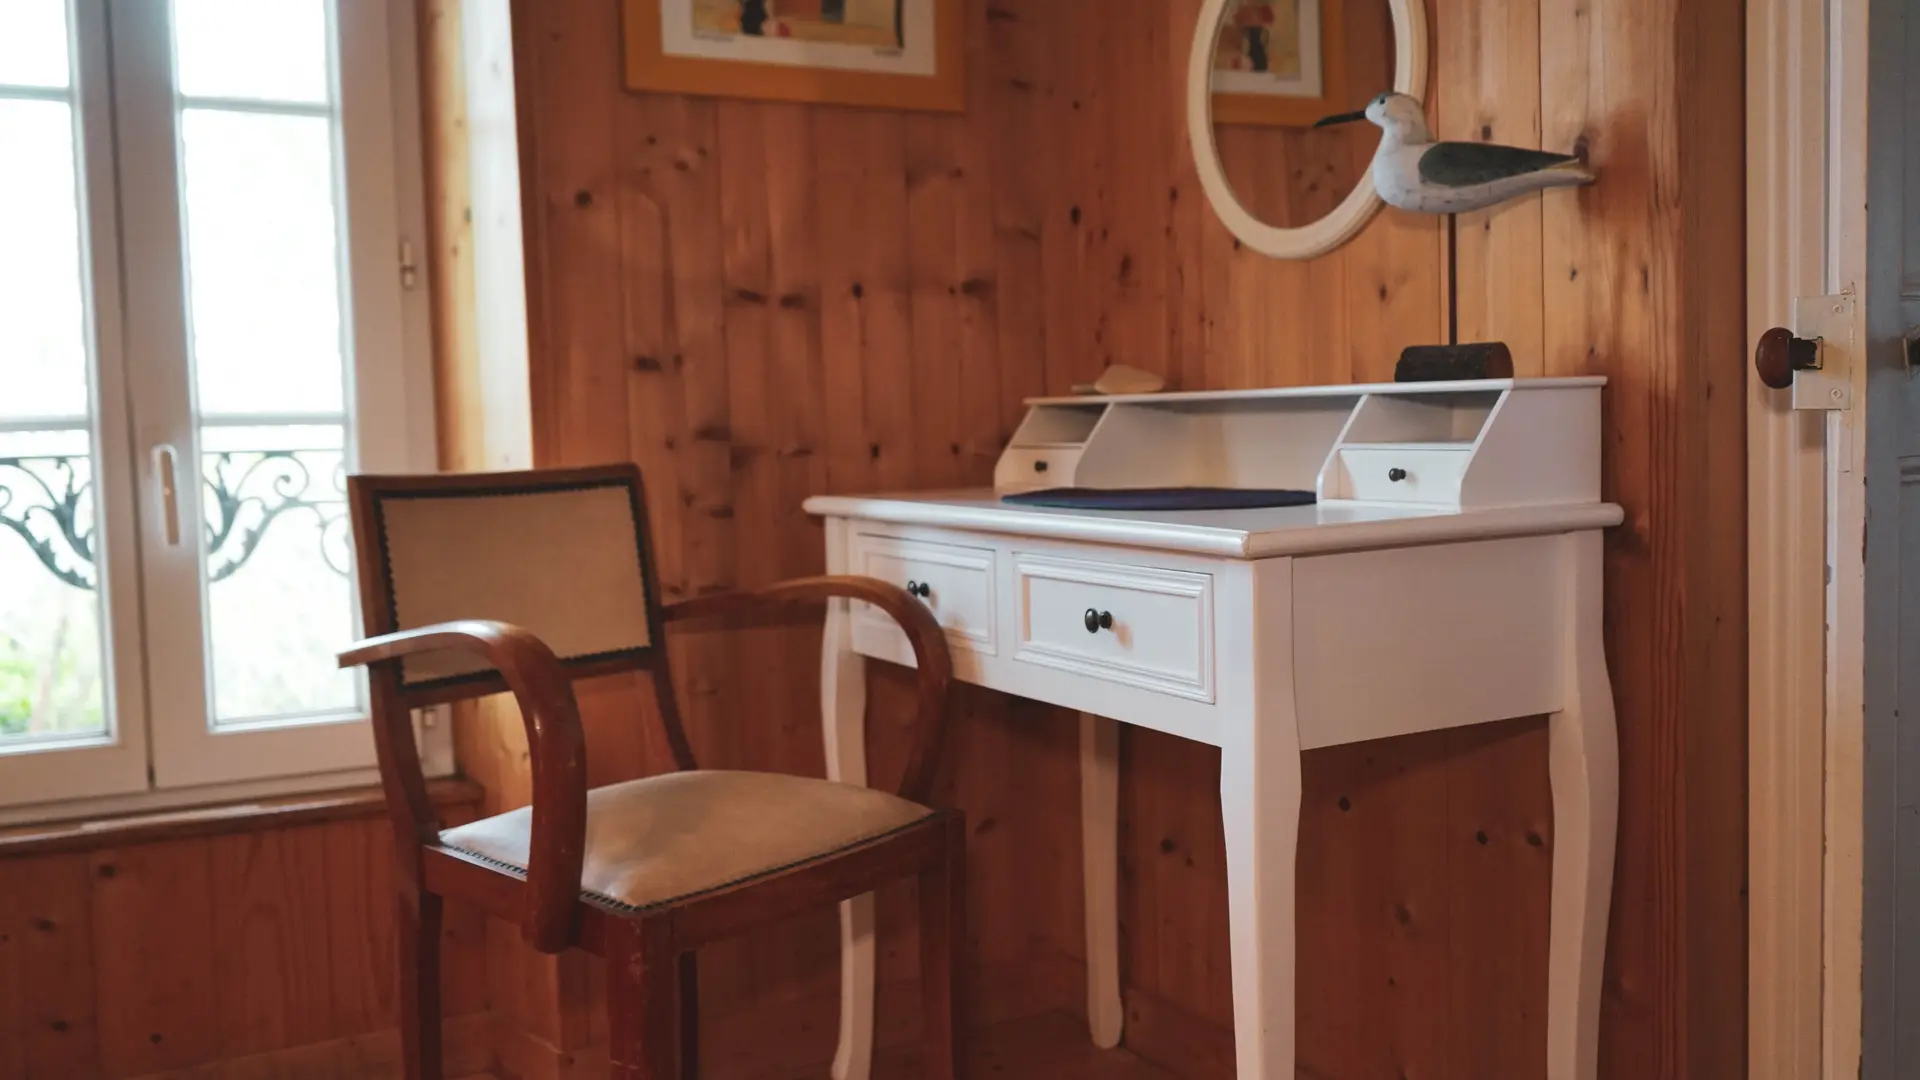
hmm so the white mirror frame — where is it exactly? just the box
[1187,0,1429,260]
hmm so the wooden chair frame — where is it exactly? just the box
[338,465,962,1079]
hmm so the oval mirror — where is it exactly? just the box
[1187,0,1428,260]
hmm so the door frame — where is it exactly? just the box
[1746,0,1876,1075]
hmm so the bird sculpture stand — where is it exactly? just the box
[1317,92,1596,344]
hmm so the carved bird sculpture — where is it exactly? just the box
[1316,92,1596,214]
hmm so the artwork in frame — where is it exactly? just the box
[624,0,965,112]
[1210,0,1348,127]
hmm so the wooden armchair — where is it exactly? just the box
[338,465,962,1080]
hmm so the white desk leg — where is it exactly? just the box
[821,537,876,1080]
[1218,560,1303,1080]
[1547,530,1619,1080]
[1079,712,1124,1048]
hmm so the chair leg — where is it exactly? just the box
[678,951,699,1080]
[398,889,444,1080]
[918,815,966,1080]
[607,918,681,1080]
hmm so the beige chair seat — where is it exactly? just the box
[437,770,935,913]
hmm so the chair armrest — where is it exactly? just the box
[338,620,586,953]
[664,576,954,803]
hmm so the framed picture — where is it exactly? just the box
[1209,0,1348,127]
[624,0,965,113]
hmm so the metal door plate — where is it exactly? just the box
[1792,294,1855,411]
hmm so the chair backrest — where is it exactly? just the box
[347,464,663,701]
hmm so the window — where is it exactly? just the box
[0,0,433,812]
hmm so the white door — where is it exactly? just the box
[0,0,434,814]
[1860,0,1919,1072]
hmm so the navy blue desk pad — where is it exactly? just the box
[1000,488,1317,512]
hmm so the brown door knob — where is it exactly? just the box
[1755,327,1820,390]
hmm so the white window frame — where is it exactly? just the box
[0,0,440,818]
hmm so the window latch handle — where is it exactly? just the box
[153,444,181,546]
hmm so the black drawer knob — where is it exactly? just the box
[906,580,931,599]
[1387,467,1408,482]
[1033,460,1049,473]
[1083,608,1113,634]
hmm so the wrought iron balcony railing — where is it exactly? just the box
[0,449,350,591]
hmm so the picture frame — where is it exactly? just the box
[623,0,966,113]
[1209,0,1348,128]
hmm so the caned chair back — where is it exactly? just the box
[347,465,662,700]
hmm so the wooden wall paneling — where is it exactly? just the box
[523,0,627,469]
[1340,0,1446,383]
[1537,0,1672,1070]
[1365,736,1456,1077]
[985,693,1086,980]
[90,840,221,1076]
[1436,0,1546,364]
[1339,209,1448,383]
[1536,0,1751,1074]
[1,793,488,1078]
[1097,0,1172,385]
[982,0,1051,415]
[1160,0,1210,396]
[715,98,813,1011]
[758,104,834,578]
[812,111,887,496]
[1674,0,1750,1071]
[653,97,736,601]
[290,820,363,1045]
[1118,731,1231,1032]
[1036,0,1107,395]
[1291,735,1441,1079]
[206,829,298,1058]
[322,820,398,1038]
[424,0,537,476]
[500,7,657,1053]
[0,854,98,1078]
[949,0,1006,477]
[418,0,485,473]
[435,806,495,1022]
[1443,719,1554,1078]
[616,98,693,613]
[611,48,743,1033]
[112,1012,492,1080]
[714,97,778,773]
[904,112,969,492]
[762,96,851,1009]
[805,100,925,1020]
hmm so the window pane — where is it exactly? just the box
[0,90,106,751]
[179,108,346,416]
[173,0,329,104]
[0,1,71,89]
[0,433,108,748]
[0,101,90,421]
[201,425,358,727]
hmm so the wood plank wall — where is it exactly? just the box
[432,0,1749,1076]
[0,804,491,1079]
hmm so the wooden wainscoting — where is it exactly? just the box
[0,785,491,1080]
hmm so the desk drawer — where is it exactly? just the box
[1012,553,1213,702]
[853,534,996,654]
[994,447,1082,491]
[1338,445,1472,505]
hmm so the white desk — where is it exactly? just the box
[805,379,1622,1080]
